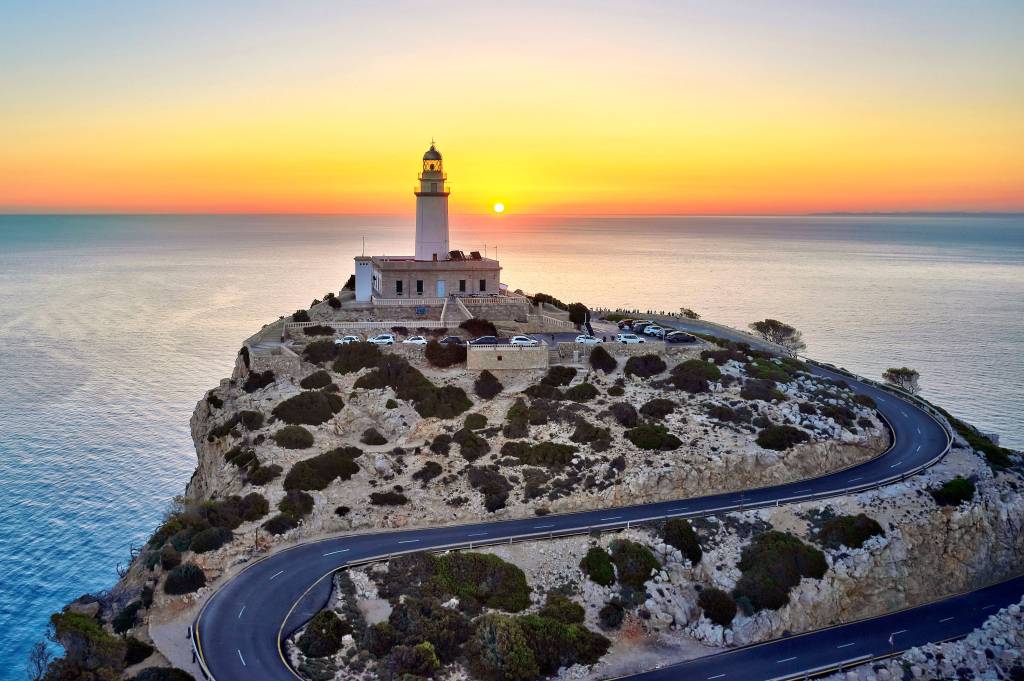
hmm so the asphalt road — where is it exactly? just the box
[193,359,1018,681]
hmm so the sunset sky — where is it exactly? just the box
[2,1,1022,215]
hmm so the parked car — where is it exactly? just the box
[402,335,428,345]
[631,321,654,334]
[616,319,635,330]
[574,334,603,345]
[616,333,646,344]
[367,333,396,345]
[439,335,465,345]
[333,335,361,345]
[469,335,499,345]
[665,331,697,344]
[509,335,539,346]
[644,325,668,337]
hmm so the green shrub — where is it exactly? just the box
[430,433,452,455]
[160,544,181,570]
[262,513,298,535]
[464,412,488,429]
[426,340,467,367]
[239,410,264,430]
[132,669,196,681]
[474,370,503,399]
[164,563,206,595]
[607,385,624,397]
[385,398,398,409]
[701,347,748,365]
[453,427,490,461]
[502,441,576,468]
[756,425,809,450]
[467,466,513,511]
[667,359,721,393]
[853,394,877,409]
[516,613,610,674]
[598,601,625,629]
[571,419,611,446]
[817,513,885,549]
[279,489,315,519]
[206,392,223,409]
[740,378,786,402]
[733,531,827,611]
[413,461,443,486]
[609,402,639,427]
[332,341,382,374]
[189,527,232,554]
[698,587,737,626]
[242,370,275,393]
[539,593,585,624]
[609,540,659,590]
[415,384,473,419]
[460,318,498,337]
[468,614,539,681]
[662,518,702,564]
[274,425,314,449]
[385,642,440,677]
[745,359,793,383]
[245,463,282,486]
[563,383,599,402]
[589,345,618,373]
[300,370,333,389]
[931,477,976,506]
[625,423,681,450]
[542,366,577,387]
[524,382,563,400]
[302,339,338,366]
[292,309,311,322]
[435,552,531,611]
[640,398,676,420]
[297,610,350,658]
[125,636,154,665]
[370,491,409,506]
[112,600,142,634]
[707,404,740,422]
[303,324,336,337]
[272,390,343,426]
[356,356,470,419]
[503,398,531,438]
[360,427,387,445]
[580,547,615,586]
[624,354,666,378]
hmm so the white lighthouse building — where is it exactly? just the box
[354,143,501,303]
[415,144,450,262]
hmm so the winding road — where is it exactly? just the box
[192,345,1022,681]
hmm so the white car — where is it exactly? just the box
[333,335,361,345]
[402,335,428,345]
[645,326,667,338]
[616,333,646,344]
[574,334,603,345]
[509,335,539,346]
[367,333,396,345]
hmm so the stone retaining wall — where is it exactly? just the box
[467,345,549,371]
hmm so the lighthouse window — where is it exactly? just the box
[395,280,403,295]
[431,182,437,192]
[416,280,423,294]
[479,279,486,292]
[459,279,466,292]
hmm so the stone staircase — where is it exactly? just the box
[441,295,474,325]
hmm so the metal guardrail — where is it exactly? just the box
[283,320,448,332]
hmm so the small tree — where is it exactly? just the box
[474,370,503,399]
[748,319,806,353]
[680,307,700,320]
[342,274,355,290]
[589,345,617,373]
[883,367,920,394]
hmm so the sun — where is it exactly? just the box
[492,202,505,214]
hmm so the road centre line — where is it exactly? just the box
[237,649,246,666]
[534,524,555,529]
[939,617,954,622]
[467,532,488,537]
[837,642,855,648]
[397,539,419,544]
[269,570,284,580]
[776,656,797,663]
[237,606,245,619]
[891,629,907,635]
[323,549,349,556]
[708,675,726,680]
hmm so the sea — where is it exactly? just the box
[0,213,1021,675]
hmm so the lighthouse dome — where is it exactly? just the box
[423,145,442,161]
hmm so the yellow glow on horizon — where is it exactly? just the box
[493,203,505,214]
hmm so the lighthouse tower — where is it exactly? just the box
[414,143,450,261]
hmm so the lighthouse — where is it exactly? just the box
[415,143,450,261]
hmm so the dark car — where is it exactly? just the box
[469,335,499,345]
[439,336,465,345]
[616,319,635,329]
[665,331,697,344]
[631,321,654,334]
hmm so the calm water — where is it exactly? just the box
[0,214,1021,674]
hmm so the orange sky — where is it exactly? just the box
[2,2,1022,215]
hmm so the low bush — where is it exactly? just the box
[467,466,513,511]
[798,401,817,416]
[426,340,467,368]
[816,513,885,549]
[640,398,676,420]
[262,513,298,535]
[160,544,181,570]
[274,425,315,449]
[624,354,666,378]
[453,427,490,461]
[303,324,336,337]
[524,382,563,400]
[360,427,387,445]
[413,461,443,486]
[464,412,487,430]
[662,518,702,564]
[667,359,721,393]
[740,378,786,402]
[474,370,503,399]
[332,341,382,374]
[931,477,976,506]
[745,358,793,383]
[242,370,275,393]
[608,402,639,427]
[625,423,681,450]
[297,610,350,658]
[302,339,337,365]
[278,490,315,519]
[701,347,748,365]
[571,419,611,446]
[607,385,625,397]
[853,394,877,409]
[502,441,576,469]
[589,345,617,373]
[133,669,196,681]
[370,491,409,506]
[189,527,232,554]
[292,309,311,323]
[245,463,282,486]
[430,433,452,455]
[503,398,531,438]
[272,390,343,426]
[539,593,585,624]
[435,552,531,612]
[542,366,577,387]
[609,539,659,590]
[112,601,142,634]
[125,636,154,665]
[164,563,206,595]
[707,404,740,423]
[819,403,857,429]
[756,425,809,450]
[239,410,264,430]
[580,547,615,586]
[206,392,223,409]
[356,356,471,419]
[563,383,599,403]
[515,613,610,675]
[300,370,333,389]
[598,601,625,629]
[698,587,737,626]
[384,597,470,663]
[283,446,361,491]
[733,531,827,611]
[459,318,498,337]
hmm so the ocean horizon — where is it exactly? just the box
[0,213,1021,677]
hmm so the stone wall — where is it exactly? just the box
[249,346,302,378]
[467,345,549,371]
